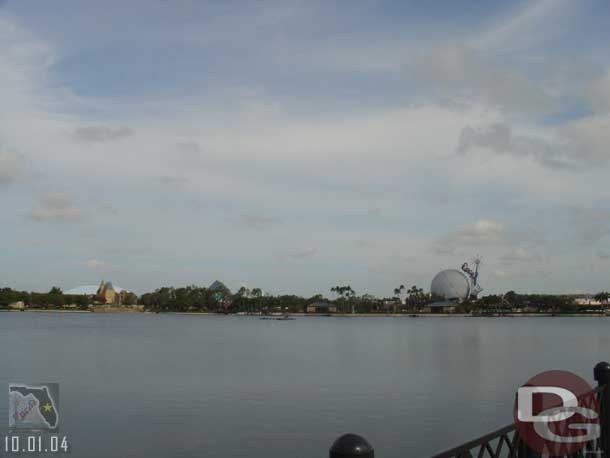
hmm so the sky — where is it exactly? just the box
[1,0,610,297]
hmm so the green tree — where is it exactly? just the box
[407,285,424,308]
[236,286,250,297]
[48,287,65,308]
[121,292,138,306]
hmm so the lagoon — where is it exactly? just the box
[1,313,609,457]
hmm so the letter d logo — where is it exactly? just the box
[517,386,577,423]
[514,370,600,455]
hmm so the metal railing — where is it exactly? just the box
[328,362,610,458]
[429,383,605,458]
[428,423,525,458]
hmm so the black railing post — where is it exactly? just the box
[517,439,541,458]
[594,361,610,455]
[329,434,374,458]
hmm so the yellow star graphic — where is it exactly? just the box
[43,403,53,413]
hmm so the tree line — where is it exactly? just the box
[2,284,610,314]
[0,284,429,313]
[0,287,89,309]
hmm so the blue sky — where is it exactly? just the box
[1,0,610,296]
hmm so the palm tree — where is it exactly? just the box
[331,285,356,313]
[393,285,405,313]
[595,292,610,311]
[407,286,417,307]
[393,284,405,298]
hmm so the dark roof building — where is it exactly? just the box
[209,280,230,293]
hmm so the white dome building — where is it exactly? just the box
[430,269,471,301]
[64,281,133,306]
[64,284,126,296]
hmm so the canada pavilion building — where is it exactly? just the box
[65,281,135,306]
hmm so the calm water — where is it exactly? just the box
[1,313,610,457]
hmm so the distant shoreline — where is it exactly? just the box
[0,309,91,313]
[1,309,608,317]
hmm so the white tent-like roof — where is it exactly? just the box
[64,284,125,295]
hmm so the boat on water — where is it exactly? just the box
[260,315,295,321]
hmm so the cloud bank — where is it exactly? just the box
[1,1,610,296]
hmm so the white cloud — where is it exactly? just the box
[492,269,510,280]
[586,69,610,114]
[596,251,610,261]
[491,268,535,281]
[156,175,188,187]
[275,247,319,262]
[501,248,540,263]
[239,215,281,229]
[561,115,610,166]
[437,219,504,248]
[475,0,576,53]
[30,193,81,222]
[1,5,610,296]
[177,141,203,153]
[86,258,106,269]
[569,209,610,246]
[457,123,571,169]
[73,126,133,143]
[290,248,318,259]
[408,45,555,116]
[0,15,61,126]
[0,150,23,185]
[458,117,610,169]
[431,220,507,259]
